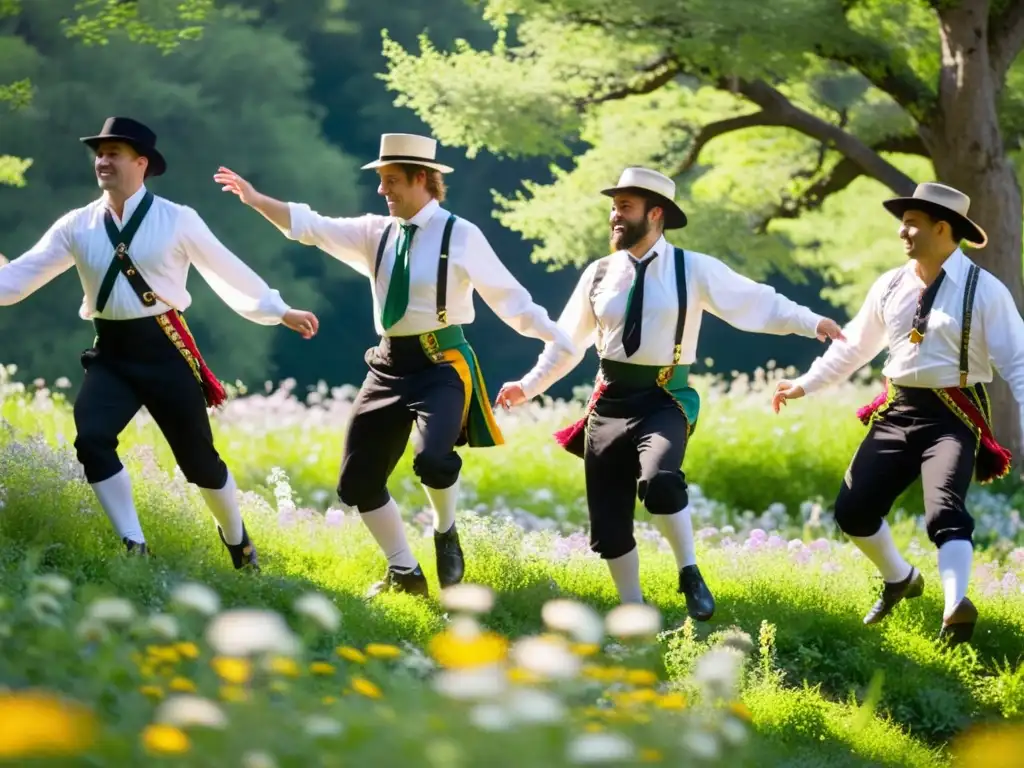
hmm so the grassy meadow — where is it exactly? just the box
[0,362,1023,766]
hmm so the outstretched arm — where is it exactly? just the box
[178,206,317,337]
[214,167,377,277]
[0,216,76,306]
[497,261,601,406]
[981,274,1024,409]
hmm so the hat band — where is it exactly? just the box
[379,154,437,163]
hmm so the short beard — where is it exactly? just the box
[610,217,650,252]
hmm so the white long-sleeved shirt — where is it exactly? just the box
[517,235,826,399]
[792,248,1024,406]
[0,185,290,324]
[281,197,574,352]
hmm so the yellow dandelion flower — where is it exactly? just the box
[146,645,181,665]
[220,686,248,703]
[365,644,401,660]
[639,748,664,762]
[0,691,96,758]
[211,657,251,685]
[142,724,190,755]
[952,721,1024,767]
[168,677,197,693]
[507,667,543,685]
[729,701,751,721]
[351,677,382,699]
[310,662,335,676]
[139,685,164,701]
[571,643,600,657]
[336,646,367,664]
[268,656,300,678]
[584,723,604,733]
[626,669,658,686]
[630,689,658,705]
[322,696,337,705]
[174,642,200,660]
[428,629,508,669]
[138,663,158,679]
[656,693,687,710]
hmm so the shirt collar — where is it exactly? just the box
[401,198,441,227]
[103,184,148,224]
[940,247,969,285]
[623,234,668,264]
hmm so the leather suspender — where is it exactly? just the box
[373,212,458,325]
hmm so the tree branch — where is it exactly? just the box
[585,55,680,106]
[990,0,1024,86]
[675,111,791,172]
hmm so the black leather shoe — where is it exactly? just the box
[219,524,260,572]
[679,564,715,621]
[863,567,923,625]
[123,537,150,556]
[434,524,465,588]
[366,564,430,599]
[939,596,978,648]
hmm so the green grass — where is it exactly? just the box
[0,367,1022,765]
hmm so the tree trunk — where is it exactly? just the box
[929,0,1024,467]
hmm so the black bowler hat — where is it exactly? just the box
[80,117,167,177]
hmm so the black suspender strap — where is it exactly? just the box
[436,213,456,324]
[374,222,394,278]
[96,191,156,313]
[672,246,688,364]
[959,263,981,388]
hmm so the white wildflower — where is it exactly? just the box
[242,751,278,768]
[567,732,635,763]
[510,635,581,680]
[433,666,507,700]
[693,648,743,701]
[55,377,71,389]
[294,593,341,633]
[469,703,512,732]
[440,583,495,614]
[682,730,720,760]
[303,715,343,738]
[605,603,661,638]
[26,593,62,625]
[205,609,300,657]
[541,599,604,644]
[146,613,180,641]
[154,695,228,729]
[720,717,747,746]
[30,574,72,596]
[75,618,110,643]
[170,582,220,617]
[86,596,136,625]
[506,687,565,724]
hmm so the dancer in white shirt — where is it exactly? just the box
[0,117,319,570]
[215,134,574,598]
[495,167,844,621]
[772,182,1024,647]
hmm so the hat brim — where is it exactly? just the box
[362,158,454,174]
[882,197,987,248]
[601,186,687,229]
[81,135,167,177]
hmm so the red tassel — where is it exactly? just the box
[163,312,227,409]
[977,434,1013,484]
[553,378,607,458]
[856,389,888,426]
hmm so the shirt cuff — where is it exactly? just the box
[260,290,291,322]
[791,371,822,396]
[520,371,548,401]
[283,202,311,241]
[800,309,825,338]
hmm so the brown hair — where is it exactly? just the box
[397,163,447,203]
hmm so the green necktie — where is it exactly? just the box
[381,223,417,330]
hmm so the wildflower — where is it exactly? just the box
[26,593,63,625]
[433,666,508,700]
[267,656,301,677]
[169,677,197,693]
[0,691,96,758]
[440,583,495,614]
[211,657,251,685]
[154,695,228,729]
[567,732,636,763]
[219,686,248,703]
[951,721,1024,766]
[139,685,164,700]
[639,748,664,762]
[507,667,543,685]
[206,609,300,657]
[720,717,747,746]
[510,635,581,680]
[242,750,279,768]
[309,662,335,676]
[542,599,604,644]
[336,646,367,664]
[365,643,401,660]
[294,593,341,633]
[351,677,383,699]
[656,693,687,710]
[145,614,179,641]
[571,643,600,657]
[175,642,200,660]
[729,701,751,720]
[142,724,190,755]
[693,648,743,701]
[469,703,512,731]
[147,645,181,665]
[170,583,220,617]
[681,730,719,760]
[30,574,72,597]
[605,604,661,639]
[626,669,658,686]
[86,597,136,625]
[428,628,508,669]
[506,688,565,724]
[304,715,343,737]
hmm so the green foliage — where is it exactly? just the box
[60,0,214,53]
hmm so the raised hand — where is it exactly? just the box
[282,309,319,339]
[214,167,261,206]
[771,379,805,413]
[494,382,527,410]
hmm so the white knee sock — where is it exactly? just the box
[848,520,913,583]
[91,468,145,544]
[360,498,418,571]
[606,546,644,604]
[938,539,973,618]
[198,471,245,546]
[423,478,459,534]
[650,506,697,569]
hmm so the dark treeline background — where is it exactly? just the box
[0,0,841,401]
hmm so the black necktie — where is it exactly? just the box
[622,253,657,357]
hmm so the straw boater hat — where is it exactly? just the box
[361,133,454,174]
[882,182,987,248]
[601,167,687,229]
[80,116,167,177]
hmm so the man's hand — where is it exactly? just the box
[214,167,262,207]
[772,380,805,413]
[282,309,319,339]
[494,382,528,410]
[816,317,846,342]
